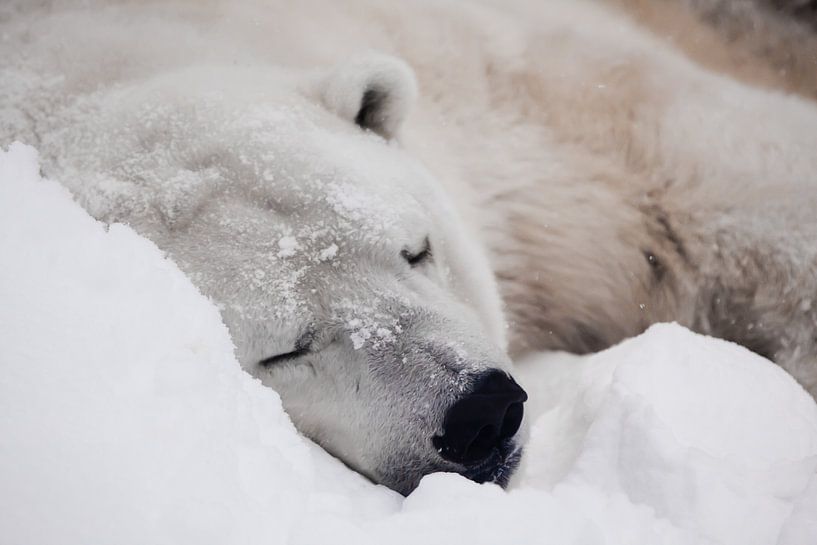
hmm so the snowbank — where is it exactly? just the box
[1,143,816,544]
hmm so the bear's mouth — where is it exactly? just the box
[459,437,523,487]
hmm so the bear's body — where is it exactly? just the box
[2,0,817,492]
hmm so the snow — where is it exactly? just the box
[277,235,300,258]
[317,243,338,262]
[1,142,816,544]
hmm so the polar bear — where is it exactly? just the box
[2,0,817,494]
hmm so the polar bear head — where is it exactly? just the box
[54,55,527,495]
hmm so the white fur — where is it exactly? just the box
[2,0,816,493]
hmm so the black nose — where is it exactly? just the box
[433,369,528,465]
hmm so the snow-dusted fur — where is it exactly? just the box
[2,0,817,491]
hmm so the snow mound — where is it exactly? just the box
[0,143,397,544]
[1,143,816,544]
[515,324,817,545]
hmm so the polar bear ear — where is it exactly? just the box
[318,54,418,139]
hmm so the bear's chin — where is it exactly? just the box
[383,438,523,496]
[459,437,523,489]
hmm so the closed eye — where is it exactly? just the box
[401,237,432,267]
[259,346,310,367]
[259,330,314,368]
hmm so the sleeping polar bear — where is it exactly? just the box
[2,0,817,494]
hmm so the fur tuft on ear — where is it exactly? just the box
[319,54,418,139]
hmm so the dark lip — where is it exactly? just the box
[391,438,523,496]
[459,438,523,488]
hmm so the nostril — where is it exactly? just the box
[468,425,498,456]
[500,402,524,440]
[433,369,527,465]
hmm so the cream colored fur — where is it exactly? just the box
[387,0,817,394]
